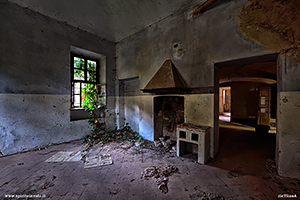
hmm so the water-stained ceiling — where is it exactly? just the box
[8,0,203,42]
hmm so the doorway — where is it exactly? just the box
[219,86,231,122]
[212,53,278,175]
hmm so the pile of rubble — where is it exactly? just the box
[141,165,179,194]
[153,136,177,153]
[264,158,276,173]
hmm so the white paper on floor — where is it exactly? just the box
[84,154,113,168]
[45,151,82,162]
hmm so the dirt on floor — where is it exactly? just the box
[1,136,299,199]
[86,135,300,197]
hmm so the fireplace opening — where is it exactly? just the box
[179,141,198,161]
[154,96,184,140]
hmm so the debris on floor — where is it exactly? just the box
[84,154,113,168]
[264,158,300,196]
[154,136,177,153]
[45,151,82,162]
[265,158,276,173]
[227,167,244,178]
[81,123,143,151]
[190,190,227,200]
[108,188,120,196]
[121,142,134,150]
[141,165,178,194]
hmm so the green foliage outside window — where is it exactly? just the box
[72,56,105,109]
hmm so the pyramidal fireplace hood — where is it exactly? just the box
[142,59,185,93]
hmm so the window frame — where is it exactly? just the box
[70,53,100,109]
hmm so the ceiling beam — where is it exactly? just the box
[192,0,219,15]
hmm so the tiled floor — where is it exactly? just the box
[0,126,299,200]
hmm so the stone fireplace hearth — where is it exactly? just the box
[154,96,184,140]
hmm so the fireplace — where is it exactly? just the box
[154,96,184,140]
[142,59,186,140]
[142,59,210,163]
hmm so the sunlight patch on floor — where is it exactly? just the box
[219,118,276,134]
[45,151,82,162]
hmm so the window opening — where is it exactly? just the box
[71,54,99,109]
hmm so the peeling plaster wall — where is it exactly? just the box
[138,95,154,141]
[278,92,300,179]
[239,0,300,63]
[117,0,268,90]
[184,94,214,128]
[276,55,300,179]
[0,1,116,156]
[0,94,86,154]
[278,55,300,92]
[116,0,270,157]
[184,94,214,157]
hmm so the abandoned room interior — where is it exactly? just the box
[1,0,300,199]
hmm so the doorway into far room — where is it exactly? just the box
[219,87,231,122]
[212,53,278,177]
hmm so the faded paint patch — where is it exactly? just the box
[238,0,300,62]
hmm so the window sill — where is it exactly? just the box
[70,106,106,121]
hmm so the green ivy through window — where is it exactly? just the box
[71,54,99,108]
